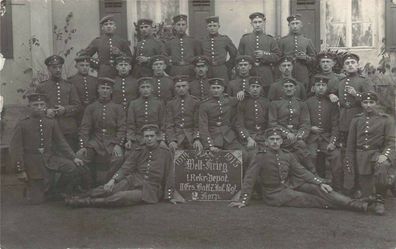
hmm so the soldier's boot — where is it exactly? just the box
[347,199,368,212]
[370,194,385,216]
[65,196,92,208]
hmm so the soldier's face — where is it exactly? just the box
[143,130,159,148]
[343,59,359,73]
[174,20,187,34]
[97,84,113,98]
[139,83,153,97]
[209,85,224,97]
[175,81,189,96]
[251,17,265,32]
[152,61,166,75]
[140,24,152,37]
[237,61,252,75]
[289,20,303,34]
[279,62,293,76]
[313,82,328,96]
[47,64,63,79]
[116,61,132,76]
[207,23,220,35]
[29,101,47,116]
[320,58,335,73]
[283,83,296,96]
[248,84,262,97]
[102,21,116,34]
[194,63,208,77]
[361,99,377,113]
[75,61,90,76]
[266,134,283,150]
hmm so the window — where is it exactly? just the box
[325,0,375,48]
[137,0,179,24]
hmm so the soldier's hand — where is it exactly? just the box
[16,171,28,182]
[112,145,123,158]
[320,183,333,193]
[236,91,245,101]
[76,148,87,158]
[160,141,168,149]
[193,140,203,153]
[329,94,339,103]
[254,50,264,59]
[345,86,357,96]
[209,146,220,153]
[73,158,85,167]
[104,179,115,192]
[311,126,323,134]
[125,140,133,150]
[228,201,246,208]
[137,56,150,64]
[55,105,66,115]
[286,132,297,143]
[46,108,57,118]
[296,52,307,60]
[168,141,178,152]
[377,155,389,164]
[326,143,336,151]
[247,137,257,150]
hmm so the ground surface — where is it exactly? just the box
[1,175,396,249]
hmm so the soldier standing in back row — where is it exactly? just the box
[202,16,237,82]
[278,14,316,89]
[84,15,132,77]
[36,55,81,151]
[238,12,281,91]
[165,14,202,76]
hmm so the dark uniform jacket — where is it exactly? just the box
[36,79,81,135]
[113,144,174,203]
[202,33,237,67]
[269,97,310,140]
[240,148,323,206]
[165,34,202,66]
[127,96,165,143]
[133,35,166,77]
[152,75,174,103]
[79,99,126,156]
[278,33,316,86]
[199,95,238,148]
[10,115,76,179]
[165,94,200,145]
[68,74,98,106]
[305,95,339,148]
[346,112,395,175]
[235,95,269,141]
[334,73,372,131]
[189,77,210,101]
[84,34,132,76]
[268,78,307,101]
[227,76,250,97]
[113,74,139,111]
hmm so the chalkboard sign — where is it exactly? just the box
[174,150,242,201]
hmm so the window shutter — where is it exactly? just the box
[99,0,128,41]
[385,0,396,51]
[0,1,13,59]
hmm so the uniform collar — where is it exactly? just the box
[209,33,219,38]
[98,97,112,104]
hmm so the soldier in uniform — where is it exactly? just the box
[84,15,132,77]
[189,55,211,101]
[227,55,254,101]
[66,124,175,208]
[268,56,307,101]
[278,14,316,88]
[269,78,317,174]
[68,52,97,125]
[125,77,166,151]
[165,14,203,76]
[229,127,371,214]
[10,93,85,203]
[203,16,237,82]
[77,77,126,186]
[345,92,395,215]
[238,12,281,91]
[305,76,343,191]
[113,55,139,112]
[199,78,242,152]
[166,75,203,151]
[36,55,81,151]
[132,18,166,78]
[150,55,174,103]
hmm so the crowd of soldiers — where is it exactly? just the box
[9,12,395,215]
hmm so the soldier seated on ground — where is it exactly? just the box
[66,124,176,208]
[228,127,376,215]
[10,93,86,204]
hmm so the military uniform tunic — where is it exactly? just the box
[132,35,166,77]
[267,78,307,101]
[165,34,203,76]
[202,33,237,81]
[278,33,316,87]
[127,96,166,144]
[113,75,139,111]
[199,95,240,149]
[227,76,250,97]
[84,34,132,77]
[238,31,281,86]
[152,75,174,103]
[189,77,210,101]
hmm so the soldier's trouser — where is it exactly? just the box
[48,156,85,195]
[312,149,343,191]
[63,133,79,152]
[358,160,395,197]
[284,140,317,174]
[23,179,47,204]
